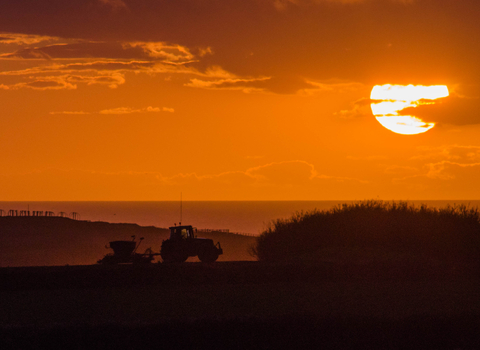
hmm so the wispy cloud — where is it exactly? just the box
[0,161,367,200]
[347,155,388,161]
[0,34,271,93]
[0,33,59,46]
[411,145,480,162]
[335,103,371,119]
[424,160,480,180]
[390,145,480,192]
[0,73,125,90]
[100,106,174,114]
[1,41,196,63]
[185,77,270,93]
[384,165,418,175]
[49,111,91,115]
[50,106,174,115]
[302,80,366,96]
[184,65,270,92]
[156,160,367,186]
[392,160,480,187]
[4,77,77,90]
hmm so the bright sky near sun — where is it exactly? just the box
[1,0,480,200]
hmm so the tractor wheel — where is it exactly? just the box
[177,254,189,263]
[161,254,174,263]
[198,249,219,263]
[161,251,188,263]
[98,255,117,265]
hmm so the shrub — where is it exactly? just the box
[252,200,480,264]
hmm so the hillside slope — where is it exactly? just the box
[0,217,256,266]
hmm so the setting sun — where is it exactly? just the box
[370,85,449,135]
[1,0,480,202]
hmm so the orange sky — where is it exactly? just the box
[1,0,480,200]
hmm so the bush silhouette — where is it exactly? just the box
[252,200,480,265]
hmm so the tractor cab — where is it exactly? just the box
[169,225,196,240]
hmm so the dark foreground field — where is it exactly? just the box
[1,262,479,349]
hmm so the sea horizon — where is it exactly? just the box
[2,200,480,235]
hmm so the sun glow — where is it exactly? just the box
[370,84,449,135]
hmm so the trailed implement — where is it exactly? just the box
[97,236,157,264]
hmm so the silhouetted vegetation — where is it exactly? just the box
[252,200,480,265]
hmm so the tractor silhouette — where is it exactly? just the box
[97,225,223,264]
[160,225,223,263]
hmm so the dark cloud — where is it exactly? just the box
[399,93,480,126]
[1,0,480,93]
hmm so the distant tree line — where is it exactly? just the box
[0,209,80,219]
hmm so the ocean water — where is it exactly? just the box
[1,200,479,235]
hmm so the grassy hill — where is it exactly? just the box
[0,217,256,266]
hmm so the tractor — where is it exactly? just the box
[97,236,156,264]
[160,225,223,263]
